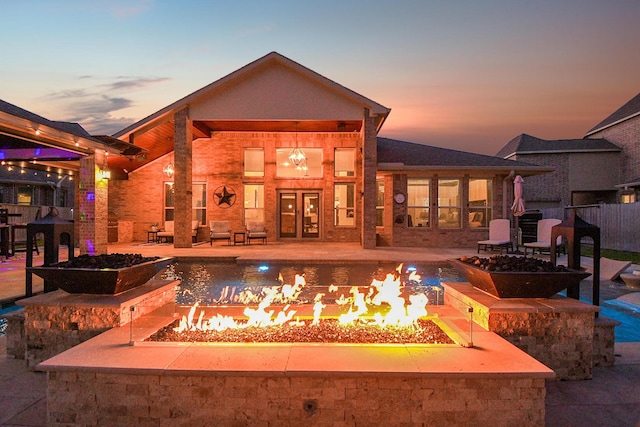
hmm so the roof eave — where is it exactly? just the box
[377,163,554,174]
[586,111,640,137]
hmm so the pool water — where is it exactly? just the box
[161,261,465,306]
[0,305,22,336]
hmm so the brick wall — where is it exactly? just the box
[110,133,516,247]
[589,115,640,184]
[111,131,363,244]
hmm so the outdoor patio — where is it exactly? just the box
[2,242,640,425]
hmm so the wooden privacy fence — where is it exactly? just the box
[539,203,640,253]
[0,204,74,248]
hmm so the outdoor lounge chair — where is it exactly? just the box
[156,220,200,243]
[157,221,174,243]
[209,221,231,246]
[477,219,512,253]
[246,221,267,245]
[523,218,562,256]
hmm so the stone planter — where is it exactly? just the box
[27,256,174,295]
[449,258,590,298]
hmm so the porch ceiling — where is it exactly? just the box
[107,119,361,179]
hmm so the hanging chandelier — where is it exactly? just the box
[163,163,175,178]
[288,147,306,167]
[288,121,306,168]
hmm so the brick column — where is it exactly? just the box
[174,107,193,248]
[77,150,109,255]
[361,109,378,248]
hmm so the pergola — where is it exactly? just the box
[0,99,141,254]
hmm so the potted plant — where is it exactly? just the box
[151,223,159,232]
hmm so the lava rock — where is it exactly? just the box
[56,253,160,269]
[458,255,571,273]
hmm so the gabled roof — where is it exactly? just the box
[496,133,621,159]
[378,138,550,175]
[114,51,391,139]
[586,92,640,136]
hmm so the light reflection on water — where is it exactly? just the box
[162,261,464,306]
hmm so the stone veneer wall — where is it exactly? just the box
[47,371,546,426]
[2,309,26,359]
[20,281,177,369]
[593,316,620,367]
[444,282,601,381]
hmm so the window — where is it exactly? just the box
[376,179,384,227]
[244,149,264,177]
[276,148,323,178]
[469,179,492,227]
[244,184,264,223]
[164,182,174,221]
[192,183,207,224]
[335,148,355,177]
[622,193,636,204]
[17,185,33,205]
[164,182,206,224]
[334,183,355,226]
[437,179,461,228]
[407,179,430,228]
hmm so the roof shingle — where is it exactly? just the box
[496,133,620,158]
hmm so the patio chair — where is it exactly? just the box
[523,218,563,256]
[191,220,200,243]
[477,219,512,253]
[157,220,200,243]
[246,221,267,245]
[157,221,174,243]
[209,221,231,246]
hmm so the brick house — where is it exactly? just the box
[496,92,640,209]
[585,92,640,202]
[496,134,622,209]
[107,52,549,248]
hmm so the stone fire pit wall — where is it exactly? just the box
[46,371,547,426]
[19,280,177,369]
[443,282,600,381]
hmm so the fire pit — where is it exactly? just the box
[450,255,590,298]
[147,263,456,345]
[27,253,174,294]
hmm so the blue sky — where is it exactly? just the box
[1,0,639,155]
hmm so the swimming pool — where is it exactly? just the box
[161,260,465,306]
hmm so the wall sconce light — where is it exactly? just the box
[98,168,111,180]
[163,163,175,178]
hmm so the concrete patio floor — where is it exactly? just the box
[2,241,640,426]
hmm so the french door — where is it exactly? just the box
[278,191,321,239]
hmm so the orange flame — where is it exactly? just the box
[173,264,429,334]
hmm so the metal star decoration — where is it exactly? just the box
[214,185,236,208]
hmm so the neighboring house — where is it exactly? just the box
[496,134,622,209]
[107,52,550,248]
[585,92,640,202]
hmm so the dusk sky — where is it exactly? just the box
[2,0,639,155]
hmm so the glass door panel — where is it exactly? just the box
[302,192,320,238]
[279,193,297,238]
